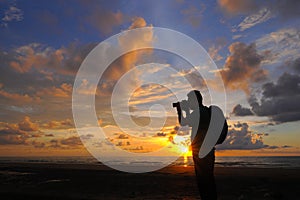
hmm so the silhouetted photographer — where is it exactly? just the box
[174,90,228,200]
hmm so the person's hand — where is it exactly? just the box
[180,100,189,111]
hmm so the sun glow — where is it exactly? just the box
[179,146,189,154]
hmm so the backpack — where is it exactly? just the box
[216,119,228,145]
[209,106,228,145]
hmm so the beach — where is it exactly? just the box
[0,162,299,200]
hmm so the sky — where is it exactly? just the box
[0,0,300,157]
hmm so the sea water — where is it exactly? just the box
[0,156,300,169]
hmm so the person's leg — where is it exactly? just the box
[193,149,217,200]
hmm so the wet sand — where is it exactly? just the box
[0,162,299,199]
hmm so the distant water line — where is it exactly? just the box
[0,156,300,169]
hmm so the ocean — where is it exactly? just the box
[0,156,300,169]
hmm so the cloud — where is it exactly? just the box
[181,4,206,27]
[208,37,227,62]
[60,136,82,147]
[42,119,73,129]
[220,42,267,94]
[98,17,153,96]
[235,8,273,32]
[1,4,23,27]
[218,0,300,20]
[0,87,38,103]
[218,0,258,15]
[83,2,125,35]
[217,122,268,150]
[170,68,207,91]
[129,17,147,29]
[92,17,154,128]
[155,132,167,137]
[0,126,30,145]
[129,83,173,107]
[269,0,300,20]
[0,16,152,124]
[232,104,253,116]
[47,135,84,149]
[49,139,61,148]
[256,28,300,65]
[248,72,300,123]
[18,116,39,131]
[31,141,46,148]
[8,42,96,76]
[288,57,300,73]
[36,83,72,98]
[0,117,41,145]
[117,133,129,139]
[115,141,132,147]
[81,134,94,140]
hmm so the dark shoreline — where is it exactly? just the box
[0,162,300,199]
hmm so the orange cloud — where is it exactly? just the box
[0,88,38,103]
[9,42,96,77]
[36,83,72,98]
[85,8,124,34]
[218,0,257,15]
[0,117,41,145]
[42,118,73,129]
[9,43,58,74]
[99,17,153,95]
[181,4,205,27]
[220,42,267,94]
[18,116,39,131]
[129,17,147,29]
[60,136,82,147]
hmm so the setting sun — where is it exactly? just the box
[179,146,188,154]
[177,145,192,157]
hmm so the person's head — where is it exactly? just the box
[187,90,203,109]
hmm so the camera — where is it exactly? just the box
[172,102,180,108]
[172,100,189,110]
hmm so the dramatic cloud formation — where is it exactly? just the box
[0,1,298,156]
[249,72,300,123]
[220,42,267,93]
[233,69,300,123]
[217,122,268,150]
